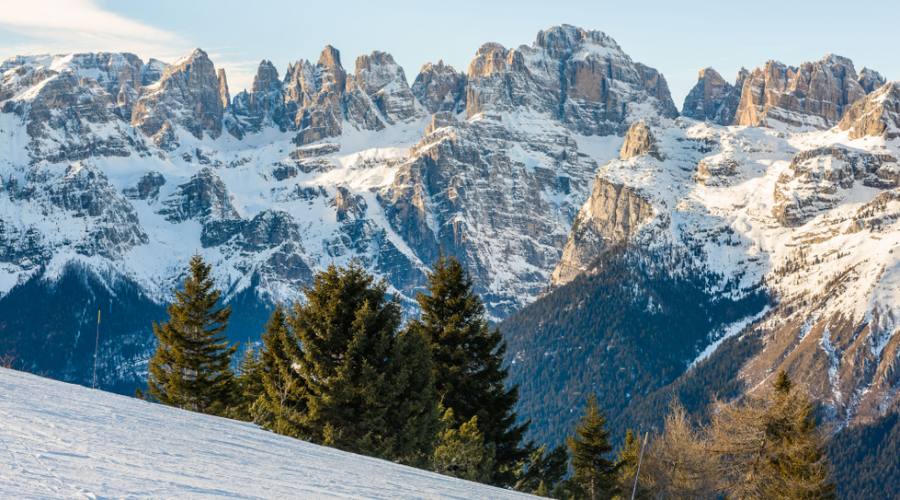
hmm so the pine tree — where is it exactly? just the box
[568,394,617,500]
[433,409,495,482]
[148,255,237,416]
[710,370,835,499]
[412,255,530,486]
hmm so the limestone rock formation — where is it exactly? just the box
[131,49,224,149]
[619,121,659,160]
[773,146,899,226]
[733,54,867,129]
[465,25,678,134]
[682,67,745,125]
[837,81,900,139]
[284,46,347,145]
[346,51,420,126]
[551,179,654,285]
[159,168,239,223]
[231,60,289,132]
[411,61,467,114]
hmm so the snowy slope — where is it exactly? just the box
[0,368,534,499]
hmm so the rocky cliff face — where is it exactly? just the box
[132,49,224,149]
[550,112,900,430]
[465,25,678,135]
[682,67,745,125]
[733,54,867,129]
[411,61,466,114]
[837,81,900,139]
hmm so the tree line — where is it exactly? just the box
[143,255,835,498]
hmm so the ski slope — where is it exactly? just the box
[0,368,535,499]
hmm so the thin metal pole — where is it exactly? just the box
[631,431,649,500]
[92,306,101,389]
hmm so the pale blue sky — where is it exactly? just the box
[2,0,898,106]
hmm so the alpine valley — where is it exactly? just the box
[1,24,898,470]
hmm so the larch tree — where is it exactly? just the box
[710,370,835,499]
[148,255,237,416]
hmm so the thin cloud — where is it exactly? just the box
[0,0,257,92]
[0,0,186,60]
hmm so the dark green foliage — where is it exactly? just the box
[231,345,264,421]
[253,305,303,434]
[412,256,531,486]
[828,412,900,500]
[568,394,618,500]
[515,444,568,495]
[147,255,237,416]
[501,245,769,446]
[254,264,440,465]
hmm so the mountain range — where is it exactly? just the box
[0,25,897,456]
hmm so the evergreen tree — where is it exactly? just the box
[387,327,442,467]
[515,444,568,495]
[256,264,440,465]
[711,370,835,499]
[252,305,305,434]
[568,394,618,500]
[148,255,237,416]
[231,345,265,421]
[433,408,495,482]
[412,255,530,486]
[615,429,650,499]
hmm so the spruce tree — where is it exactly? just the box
[148,255,237,416]
[231,345,265,421]
[252,305,306,434]
[412,255,530,486]
[568,394,618,500]
[256,264,440,465]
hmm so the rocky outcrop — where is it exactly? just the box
[551,179,654,285]
[285,46,347,145]
[231,60,289,132]
[857,68,886,94]
[619,121,659,160]
[39,164,148,258]
[734,54,868,129]
[159,168,239,223]
[773,146,899,226]
[465,25,678,135]
[837,81,900,139]
[412,61,466,114]
[682,67,745,125]
[123,171,166,200]
[380,114,601,316]
[131,49,224,149]
[346,51,420,127]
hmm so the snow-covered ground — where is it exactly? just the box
[0,368,534,499]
